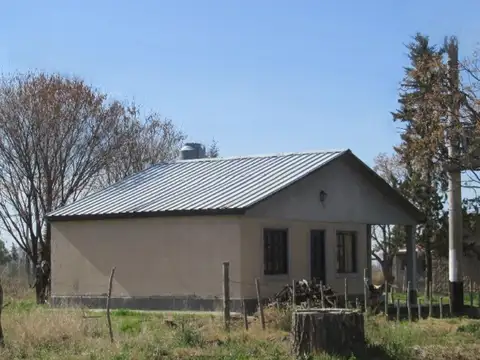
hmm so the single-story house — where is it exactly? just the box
[47,143,424,312]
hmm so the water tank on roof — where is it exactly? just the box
[179,142,206,160]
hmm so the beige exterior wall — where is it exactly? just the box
[51,216,242,299]
[246,156,417,225]
[240,218,367,298]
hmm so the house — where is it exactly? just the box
[47,144,424,313]
[392,246,425,291]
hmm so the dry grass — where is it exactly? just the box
[0,278,480,359]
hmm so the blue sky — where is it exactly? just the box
[2,0,480,166]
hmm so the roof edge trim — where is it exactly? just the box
[47,208,246,222]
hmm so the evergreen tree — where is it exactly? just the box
[392,33,449,297]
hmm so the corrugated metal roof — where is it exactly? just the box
[47,149,348,219]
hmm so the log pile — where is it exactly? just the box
[268,279,384,310]
[270,280,345,308]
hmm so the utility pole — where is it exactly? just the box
[446,37,464,314]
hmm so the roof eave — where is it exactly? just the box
[46,208,246,222]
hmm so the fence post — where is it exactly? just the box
[407,281,412,322]
[470,278,474,307]
[424,278,428,300]
[448,289,453,317]
[106,267,116,343]
[222,262,230,331]
[396,299,400,321]
[384,280,388,317]
[363,268,369,314]
[292,280,296,309]
[418,299,422,320]
[428,297,433,318]
[255,278,266,330]
[242,299,248,331]
[440,297,444,319]
[320,281,325,309]
[344,278,349,309]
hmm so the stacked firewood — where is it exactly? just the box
[269,280,345,308]
[268,279,385,310]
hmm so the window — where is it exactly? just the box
[264,229,288,275]
[337,231,357,273]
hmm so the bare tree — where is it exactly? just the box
[206,139,220,158]
[95,108,185,188]
[371,153,408,283]
[0,72,185,302]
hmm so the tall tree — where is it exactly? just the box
[0,72,185,302]
[392,33,448,297]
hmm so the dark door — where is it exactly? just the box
[310,230,326,284]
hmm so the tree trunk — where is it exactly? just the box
[40,224,51,302]
[0,281,4,347]
[381,258,395,284]
[291,309,365,358]
[425,237,433,299]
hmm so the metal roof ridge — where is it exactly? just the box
[175,148,350,163]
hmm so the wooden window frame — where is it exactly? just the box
[336,231,357,274]
[263,228,288,275]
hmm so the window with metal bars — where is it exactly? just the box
[263,228,288,275]
[336,231,357,273]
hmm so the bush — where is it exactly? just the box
[457,322,480,335]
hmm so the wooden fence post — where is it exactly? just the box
[424,278,428,300]
[418,299,422,320]
[470,278,474,307]
[242,299,248,331]
[344,278,349,309]
[407,281,412,322]
[478,287,480,308]
[439,297,444,319]
[384,281,388,317]
[292,280,296,309]
[255,278,265,330]
[448,290,453,317]
[320,281,325,309]
[222,262,230,331]
[363,268,369,314]
[396,299,400,321]
[106,267,116,343]
[428,297,433,318]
